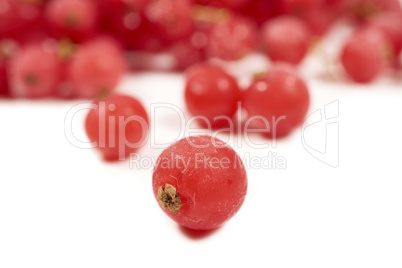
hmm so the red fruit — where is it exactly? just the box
[185,64,241,129]
[195,0,251,9]
[9,41,62,98]
[206,15,257,60]
[0,40,17,97]
[349,0,402,20]
[0,0,40,36]
[240,0,285,26]
[281,0,343,35]
[169,34,206,71]
[281,0,322,13]
[145,0,193,41]
[0,0,18,36]
[242,65,310,138]
[185,62,225,80]
[127,21,165,52]
[0,56,8,96]
[340,26,390,83]
[152,135,247,230]
[85,94,149,161]
[300,7,336,36]
[261,15,311,65]
[98,0,162,51]
[369,12,402,58]
[68,37,127,98]
[99,0,149,14]
[45,0,97,42]
[0,0,46,44]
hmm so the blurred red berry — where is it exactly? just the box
[0,40,18,97]
[85,94,149,161]
[348,0,402,20]
[0,57,8,97]
[206,15,257,60]
[0,0,46,44]
[68,37,127,98]
[341,26,391,83]
[9,41,62,98]
[261,15,311,65]
[145,0,194,42]
[195,0,251,9]
[45,0,98,42]
[240,0,285,26]
[185,63,240,129]
[169,32,207,71]
[369,12,402,58]
[242,65,310,138]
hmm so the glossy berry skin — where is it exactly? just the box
[207,15,257,61]
[340,27,390,83]
[152,135,247,230]
[9,42,62,98]
[242,65,310,139]
[185,64,241,129]
[85,94,149,161]
[261,15,311,65]
[68,37,127,98]
[45,0,97,42]
[145,0,193,42]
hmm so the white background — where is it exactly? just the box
[1,21,402,268]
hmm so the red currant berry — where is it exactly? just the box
[126,21,166,52]
[100,0,149,14]
[85,94,149,161]
[0,56,8,97]
[45,0,98,42]
[196,0,251,9]
[185,62,225,80]
[261,15,311,65]
[242,65,310,139]
[240,0,285,26]
[0,0,41,36]
[145,0,193,42]
[349,0,401,20]
[185,64,241,129]
[9,41,62,98]
[0,40,17,97]
[152,135,247,230]
[98,0,162,52]
[206,15,257,61]
[369,12,402,59]
[120,0,149,13]
[68,37,127,98]
[169,32,207,71]
[340,26,390,83]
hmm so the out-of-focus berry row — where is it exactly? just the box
[0,0,401,98]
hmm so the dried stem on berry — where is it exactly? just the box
[157,184,183,214]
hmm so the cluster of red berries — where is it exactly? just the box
[1,0,402,231]
[1,0,402,99]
